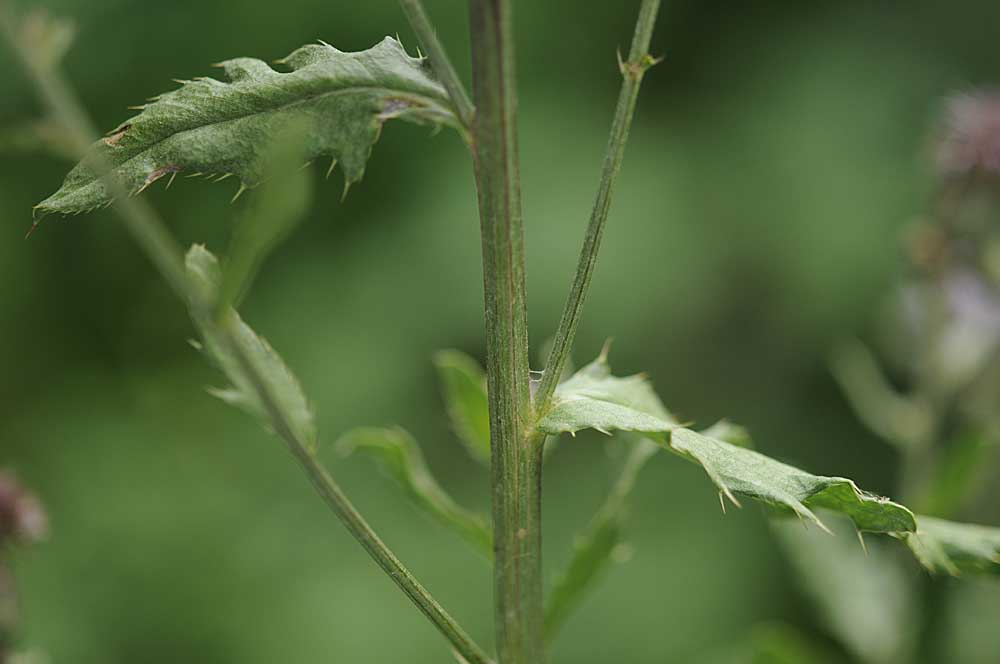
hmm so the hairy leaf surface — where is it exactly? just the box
[337,426,492,555]
[536,352,677,437]
[38,37,461,216]
[186,245,317,451]
[906,515,1000,576]
[433,350,491,465]
[667,428,916,533]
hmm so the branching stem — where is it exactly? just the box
[535,0,662,413]
[398,0,475,128]
[1,12,491,664]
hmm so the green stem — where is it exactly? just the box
[2,13,491,663]
[535,0,662,413]
[216,312,492,664]
[467,1,542,663]
[398,0,475,128]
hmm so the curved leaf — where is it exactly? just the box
[38,37,462,216]
[337,426,492,556]
[906,515,1000,576]
[186,245,317,451]
[667,428,916,534]
[433,350,491,464]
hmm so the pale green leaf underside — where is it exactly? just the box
[38,37,460,216]
[185,245,317,451]
[906,515,1000,576]
[433,350,491,465]
[668,428,915,534]
[536,354,677,437]
[538,352,914,535]
[337,426,492,556]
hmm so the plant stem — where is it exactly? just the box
[216,312,492,664]
[535,0,662,413]
[398,0,475,128]
[2,13,491,663]
[467,1,542,663]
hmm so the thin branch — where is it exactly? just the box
[1,12,492,663]
[216,311,492,664]
[535,0,662,413]
[398,0,475,128]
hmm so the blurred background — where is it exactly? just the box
[0,0,998,662]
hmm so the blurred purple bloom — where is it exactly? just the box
[937,91,1000,177]
[0,473,47,545]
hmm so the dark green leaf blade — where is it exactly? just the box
[37,37,461,217]
[337,426,492,556]
[906,515,1000,576]
[433,350,491,465]
[186,245,317,451]
[666,428,915,534]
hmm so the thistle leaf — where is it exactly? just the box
[37,37,462,217]
[337,426,492,556]
[186,245,317,452]
[433,350,491,465]
[906,515,1000,576]
[535,351,677,438]
[666,428,916,534]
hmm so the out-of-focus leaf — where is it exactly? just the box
[218,123,313,310]
[666,428,916,534]
[185,245,317,451]
[906,515,1000,576]
[433,350,491,465]
[535,351,677,437]
[773,516,916,664]
[921,430,994,518]
[337,426,491,556]
[545,437,658,639]
[701,419,753,448]
[830,339,932,449]
[4,8,75,70]
[748,623,842,664]
[37,37,462,217]
[698,623,843,664]
[0,119,77,160]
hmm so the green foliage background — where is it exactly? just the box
[0,0,997,661]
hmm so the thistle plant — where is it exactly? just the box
[2,1,998,662]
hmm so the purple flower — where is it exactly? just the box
[937,91,1000,177]
[0,473,47,545]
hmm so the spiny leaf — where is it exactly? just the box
[536,349,677,437]
[337,426,492,556]
[37,37,462,217]
[186,245,317,451]
[905,515,1000,576]
[666,428,916,534]
[433,350,491,465]
[545,436,658,639]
